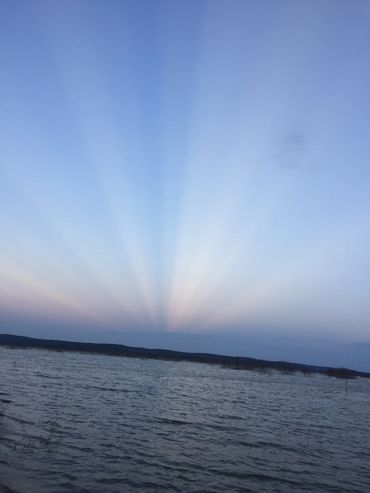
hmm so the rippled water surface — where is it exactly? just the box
[0,346,370,493]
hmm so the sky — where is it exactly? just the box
[1,1,370,368]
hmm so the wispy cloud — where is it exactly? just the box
[274,131,311,171]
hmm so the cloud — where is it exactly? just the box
[274,131,311,171]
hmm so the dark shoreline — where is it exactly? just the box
[1,333,369,379]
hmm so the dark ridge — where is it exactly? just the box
[0,483,18,493]
[0,333,369,379]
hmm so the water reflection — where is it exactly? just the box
[0,347,370,493]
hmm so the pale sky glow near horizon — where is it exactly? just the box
[1,0,370,353]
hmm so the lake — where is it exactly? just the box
[0,346,369,492]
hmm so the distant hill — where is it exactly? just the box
[1,333,369,379]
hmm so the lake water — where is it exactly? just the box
[0,346,369,493]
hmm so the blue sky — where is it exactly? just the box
[1,1,370,366]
